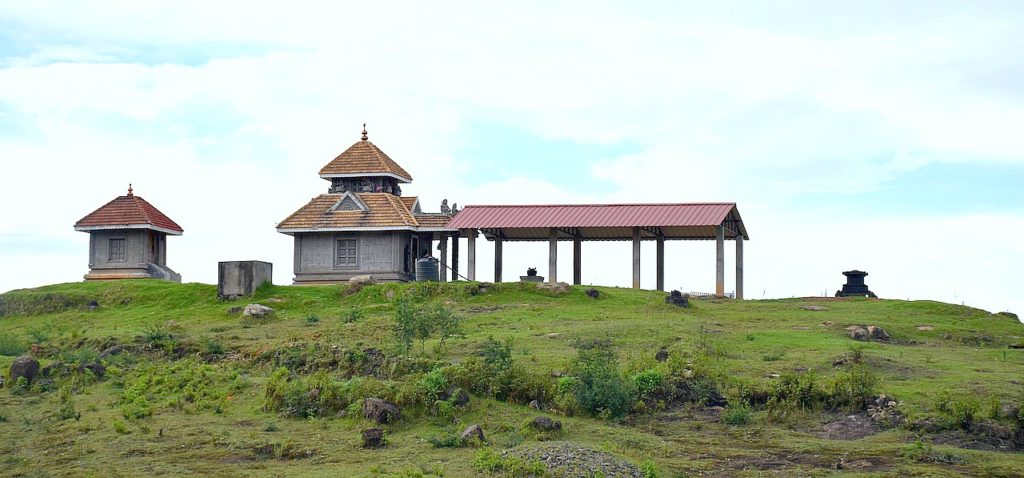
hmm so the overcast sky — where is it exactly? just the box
[1,1,1022,316]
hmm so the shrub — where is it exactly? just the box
[0,333,27,356]
[633,368,664,401]
[420,368,448,402]
[344,307,363,323]
[767,372,823,413]
[203,338,225,356]
[304,315,320,326]
[948,396,980,429]
[829,364,878,411]
[492,365,554,405]
[566,345,636,419]
[982,395,1001,420]
[482,337,514,372]
[722,403,752,425]
[640,459,660,478]
[472,448,547,476]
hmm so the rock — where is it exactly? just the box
[972,421,1013,440]
[799,305,827,311]
[242,304,275,319]
[9,356,40,384]
[916,325,934,331]
[41,362,71,378]
[1000,404,1020,419]
[845,325,861,331]
[550,370,563,378]
[99,344,130,359]
[78,362,106,378]
[997,311,1019,321]
[361,428,385,448]
[501,441,643,478]
[655,349,669,362]
[528,416,562,432]
[585,288,599,299]
[0,376,4,388]
[819,321,835,327]
[528,400,541,410]
[665,290,689,307]
[363,398,401,424]
[440,386,469,407]
[349,274,375,285]
[459,424,485,442]
[850,327,870,341]
[547,333,561,339]
[867,325,890,341]
[537,282,571,295]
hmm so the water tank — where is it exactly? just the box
[415,257,440,282]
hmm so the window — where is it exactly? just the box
[335,238,358,268]
[108,238,126,262]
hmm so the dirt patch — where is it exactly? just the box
[812,413,884,440]
[931,427,1024,452]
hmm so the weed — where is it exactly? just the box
[632,368,664,401]
[640,459,660,478]
[0,333,26,356]
[345,307,363,323]
[112,419,130,434]
[203,338,225,356]
[263,422,279,432]
[904,439,966,465]
[305,315,320,326]
[566,344,636,419]
[482,337,514,372]
[722,403,753,425]
[761,350,786,362]
[830,364,878,411]
[26,327,49,344]
[472,448,547,476]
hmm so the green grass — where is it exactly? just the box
[1,279,1023,477]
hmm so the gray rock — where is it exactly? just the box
[867,325,890,341]
[528,416,562,432]
[537,282,571,295]
[41,361,71,378]
[363,398,401,424]
[9,356,40,384]
[585,288,600,299]
[528,400,541,410]
[655,349,669,362]
[459,424,485,442]
[242,304,274,319]
[665,290,689,307]
[361,428,385,448]
[440,386,469,407]
[78,362,106,378]
[349,275,375,285]
[850,327,870,341]
[99,344,130,359]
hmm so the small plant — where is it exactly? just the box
[305,315,320,326]
[567,344,636,419]
[830,364,878,411]
[263,422,279,432]
[113,419,130,434]
[472,448,547,476]
[640,459,660,478]
[632,368,664,400]
[344,307,363,323]
[203,338,225,356]
[982,395,1001,420]
[26,327,50,344]
[948,396,980,429]
[761,350,786,362]
[0,333,27,356]
[722,403,752,425]
[58,386,78,420]
[481,337,514,372]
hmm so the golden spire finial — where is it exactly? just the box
[361,123,368,141]
[127,183,134,196]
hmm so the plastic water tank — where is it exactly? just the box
[415,257,439,282]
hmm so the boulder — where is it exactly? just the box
[440,386,470,407]
[41,362,72,378]
[655,349,669,362]
[459,424,485,442]
[528,416,562,432]
[361,428,385,448]
[9,356,40,384]
[528,400,541,410]
[546,333,561,339]
[363,398,401,424]
[78,362,106,378]
[867,326,890,342]
[349,275,375,285]
[537,282,571,295]
[585,288,600,299]
[242,304,274,319]
[665,290,689,307]
[99,344,130,359]
[850,327,870,341]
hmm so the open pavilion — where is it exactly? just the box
[443,203,749,298]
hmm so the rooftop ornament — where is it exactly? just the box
[835,270,877,298]
[361,123,368,141]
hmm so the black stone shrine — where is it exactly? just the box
[835,270,877,298]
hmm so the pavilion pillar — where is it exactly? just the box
[548,228,558,283]
[656,236,665,292]
[439,235,449,282]
[735,233,744,300]
[573,237,582,285]
[467,229,477,281]
[494,236,503,283]
[451,232,460,280]
[632,228,641,289]
[715,224,725,298]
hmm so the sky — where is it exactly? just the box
[0,1,1022,316]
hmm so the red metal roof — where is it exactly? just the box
[75,193,183,234]
[445,203,747,240]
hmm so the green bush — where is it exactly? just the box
[566,345,636,419]
[948,396,980,429]
[481,337,514,372]
[472,448,547,476]
[829,364,878,411]
[632,368,664,400]
[640,459,660,478]
[722,403,752,425]
[766,372,824,418]
[392,297,461,355]
[0,333,27,356]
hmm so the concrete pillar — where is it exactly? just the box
[656,236,665,292]
[632,228,641,289]
[735,233,744,300]
[715,224,725,298]
[548,228,558,283]
[439,235,449,282]
[451,232,460,280]
[467,229,477,281]
[573,237,582,285]
[494,236,503,283]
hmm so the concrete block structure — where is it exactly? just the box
[218,261,273,298]
[74,185,183,282]
[276,126,456,284]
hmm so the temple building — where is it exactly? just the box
[74,185,183,282]
[276,126,456,284]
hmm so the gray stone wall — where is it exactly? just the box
[219,261,272,298]
[294,231,414,282]
[89,230,150,269]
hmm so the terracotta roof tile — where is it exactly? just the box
[413,214,454,228]
[400,196,419,213]
[277,193,420,232]
[75,194,183,234]
[319,140,413,183]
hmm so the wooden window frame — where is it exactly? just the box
[108,237,127,262]
[334,237,359,269]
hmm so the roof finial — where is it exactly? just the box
[361,123,368,141]
[127,183,134,196]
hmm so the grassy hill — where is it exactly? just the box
[1,280,1022,477]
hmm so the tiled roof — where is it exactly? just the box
[75,193,183,235]
[319,140,413,183]
[400,196,419,213]
[414,214,454,229]
[277,193,420,232]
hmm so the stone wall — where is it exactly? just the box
[218,261,272,298]
[293,231,413,283]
